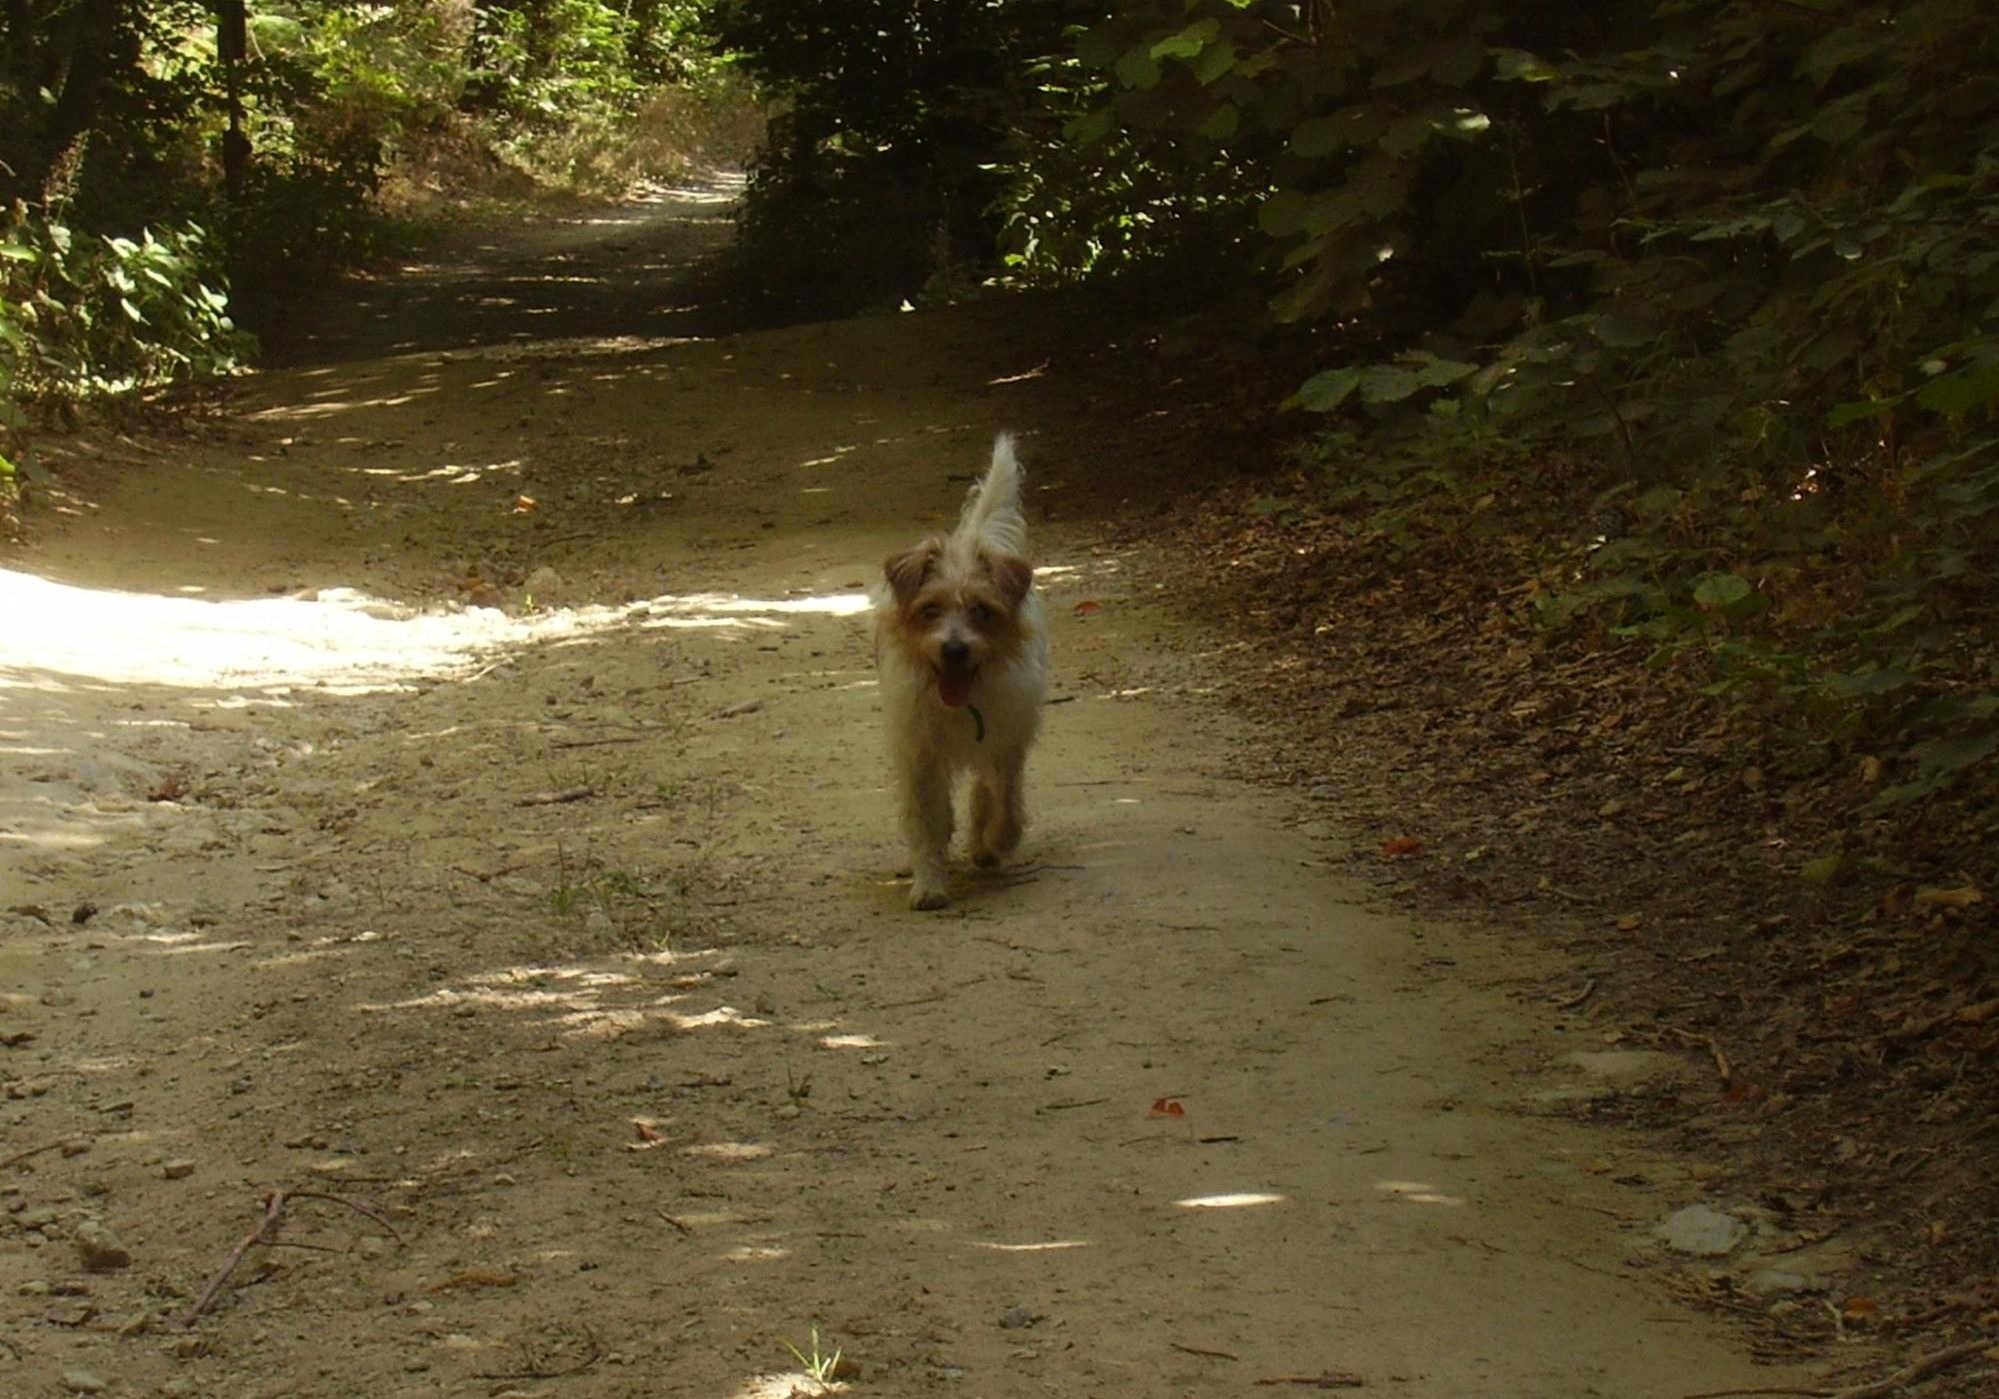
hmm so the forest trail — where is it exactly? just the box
[2,183,1827,1398]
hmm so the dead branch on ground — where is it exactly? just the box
[182,1187,404,1326]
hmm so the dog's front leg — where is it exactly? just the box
[901,759,954,911]
[970,748,1027,867]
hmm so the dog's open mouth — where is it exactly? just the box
[935,667,977,708]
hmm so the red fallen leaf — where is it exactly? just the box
[1074,600,1101,615]
[513,495,538,513]
[1150,1098,1185,1118]
[1379,836,1425,858]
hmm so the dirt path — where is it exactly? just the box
[2,183,1836,1398]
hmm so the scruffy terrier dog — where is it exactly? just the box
[875,434,1049,910]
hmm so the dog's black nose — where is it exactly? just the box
[940,638,971,668]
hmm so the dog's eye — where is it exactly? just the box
[920,602,944,620]
[968,602,992,624]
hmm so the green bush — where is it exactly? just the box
[0,211,252,403]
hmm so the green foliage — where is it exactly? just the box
[1061,0,1999,812]
[0,212,251,402]
[0,0,740,432]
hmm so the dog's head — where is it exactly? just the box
[881,539,1034,708]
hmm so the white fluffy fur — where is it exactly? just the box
[875,434,1050,910]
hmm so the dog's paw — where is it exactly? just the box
[909,885,952,911]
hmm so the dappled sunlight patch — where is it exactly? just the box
[0,571,881,703]
[360,983,592,1014]
[256,944,367,970]
[70,1052,142,1075]
[719,1242,792,1263]
[250,383,442,420]
[387,459,527,486]
[1375,1180,1467,1207]
[556,1007,681,1041]
[969,1238,1093,1253]
[818,1033,882,1049]
[150,938,256,957]
[727,1373,845,1399]
[799,444,860,468]
[0,567,649,694]
[681,1140,775,1163]
[668,1005,770,1031]
[636,591,871,630]
[1172,1191,1287,1210]
[246,929,389,971]
[0,823,109,852]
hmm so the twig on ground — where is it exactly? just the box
[1683,1336,1994,1399]
[1253,1371,1367,1389]
[1551,977,1598,1009]
[181,1190,288,1326]
[1,1136,86,1170]
[181,1187,403,1327]
[1172,1342,1240,1361]
[1659,1026,1736,1087]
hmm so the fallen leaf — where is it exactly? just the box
[1615,913,1643,931]
[1150,1098,1185,1117]
[1915,884,1982,912]
[513,495,538,513]
[1074,599,1101,615]
[1379,836,1425,858]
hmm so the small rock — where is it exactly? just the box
[162,1158,196,1180]
[74,1220,133,1271]
[18,1206,59,1230]
[1656,1204,1749,1257]
[60,1370,108,1394]
[997,1303,1043,1329]
[46,1300,98,1327]
[1741,1268,1812,1298]
[524,566,563,597]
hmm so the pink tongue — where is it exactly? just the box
[937,673,974,708]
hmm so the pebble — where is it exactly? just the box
[1655,1203,1748,1257]
[1742,1267,1812,1297]
[162,1158,196,1180]
[60,1370,108,1394]
[73,1220,133,1271]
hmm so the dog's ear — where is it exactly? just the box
[883,542,941,603]
[982,550,1034,604]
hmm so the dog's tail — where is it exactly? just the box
[955,433,1028,556]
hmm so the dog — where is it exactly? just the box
[874,434,1049,910]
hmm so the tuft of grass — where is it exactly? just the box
[782,1326,843,1385]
